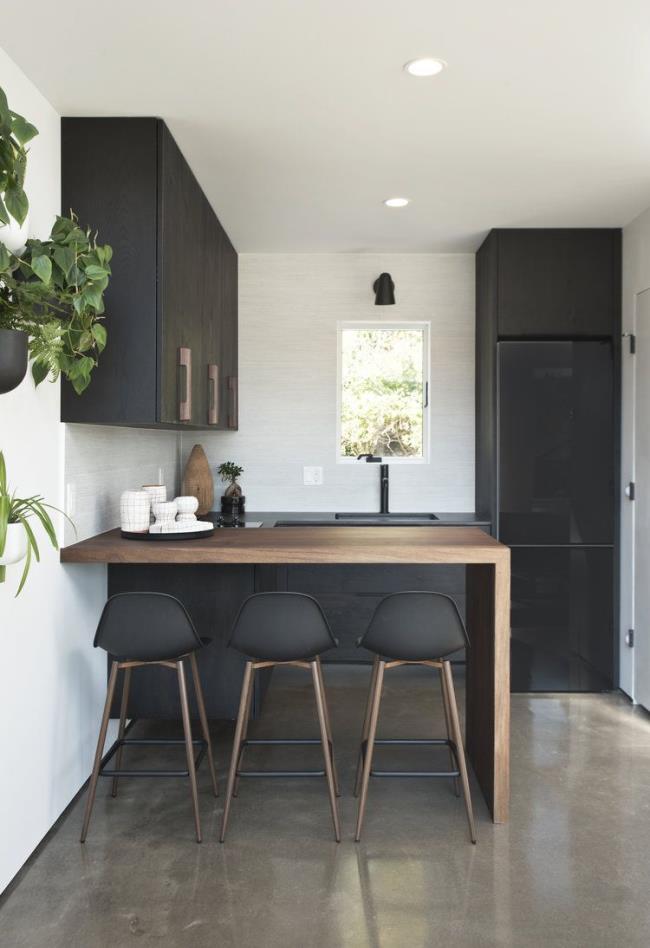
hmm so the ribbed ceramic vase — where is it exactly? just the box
[182,444,214,516]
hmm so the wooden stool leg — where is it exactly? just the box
[355,660,385,842]
[442,660,477,844]
[177,659,202,843]
[111,667,132,798]
[189,652,218,798]
[311,662,341,842]
[80,661,119,843]
[439,667,460,797]
[233,672,254,798]
[316,658,340,797]
[220,661,254,842]
[354,656,379,797]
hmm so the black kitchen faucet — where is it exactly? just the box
[357,454,389,514]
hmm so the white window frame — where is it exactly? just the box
[336,320,430,464]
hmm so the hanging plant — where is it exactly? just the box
[0,86,37,229]
[0,84,111,394]
[0,215,111,392]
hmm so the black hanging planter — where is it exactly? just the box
[0,329,29,394]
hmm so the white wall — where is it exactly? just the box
[620,207,650,699]
[187,253,475,512]
[0,50,180,894]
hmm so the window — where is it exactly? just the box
[337,321,429,462]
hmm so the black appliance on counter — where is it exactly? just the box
[476,228,621,693]
[498,341,614,690]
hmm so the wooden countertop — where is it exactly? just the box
[61,525,509,565]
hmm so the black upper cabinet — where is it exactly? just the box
[496,229,620,337]
[61,118,238,429]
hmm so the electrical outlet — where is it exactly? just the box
[157,467,164,486]
[303,466,324,486]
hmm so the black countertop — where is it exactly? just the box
[209,511,491,528]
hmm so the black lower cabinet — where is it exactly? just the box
[510,547,613,692]
[285,564,467,661]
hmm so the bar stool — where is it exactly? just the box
[354,591,477,843]
[220,592,341,842]
[80,592,218,844]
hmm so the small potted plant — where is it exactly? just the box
[0,451,72,595]
[217,461,244,517]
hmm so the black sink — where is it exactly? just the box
[335,512,439,521]
[273,515,439,527]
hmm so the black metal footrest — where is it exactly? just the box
[362,738,461,779]
[99,737,207,778]
[236,737,331,779]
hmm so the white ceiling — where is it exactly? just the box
[5,0,650,251]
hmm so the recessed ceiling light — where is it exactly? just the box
[384,197,410,208]
[404,57,447,78]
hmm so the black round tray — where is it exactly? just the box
[121,526,215,541]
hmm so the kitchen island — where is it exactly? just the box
[62,524,510,822]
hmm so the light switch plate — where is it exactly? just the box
[303,466,324,486]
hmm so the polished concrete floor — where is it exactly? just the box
[2,665,650,948]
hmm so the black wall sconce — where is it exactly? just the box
[373,272,395,305]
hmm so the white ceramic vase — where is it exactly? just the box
[120,490,151,533]
[175,495,199,524]
[0,211,29,254]
[152,500,178,530]
[142,484,167,522]
[0,523,28,566]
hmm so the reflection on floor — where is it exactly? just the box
[1,665,650,948]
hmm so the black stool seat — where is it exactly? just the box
[230,591,337,661]
[94,591,207,662]
[355,590,477,844]
[360,590,468,661]
[220,592,341,842]
[80,592,218,844]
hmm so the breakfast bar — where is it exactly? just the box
[62,524,511,823]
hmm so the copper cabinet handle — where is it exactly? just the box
[208,364,219,425]
[178,347,192,422]
[227,375,238,429]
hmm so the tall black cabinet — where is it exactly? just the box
[476,229,621,691]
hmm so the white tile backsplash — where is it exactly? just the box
[182,252,475,512]
[64,425,181,542]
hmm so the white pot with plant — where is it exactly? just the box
[0,451,72,594]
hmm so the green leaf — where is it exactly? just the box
[30,502,59,549]
[0,192,9,226]
[15,536,32,596]
[0,87,10,129]
[78,331,93,351]
[0,493,9,556]
[84,264,108,281]
[81,283,103,310]
[31,359,50,386]
[52,245,75,277]
[91,322,107,351]
[71,372,91,395]
[31,254,52,284]
[4,184,28,226]
[9,111,38,145]
[0,241,11,272]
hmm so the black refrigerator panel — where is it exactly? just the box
[510,547,613,692]
[498,341,614,544]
